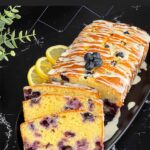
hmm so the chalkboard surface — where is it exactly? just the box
[0,3,150,150]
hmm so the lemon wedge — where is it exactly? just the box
[27,65,46,86]
[35,57,52,80]
[46,45,68,64]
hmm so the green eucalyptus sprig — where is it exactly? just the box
[0,6,36,61]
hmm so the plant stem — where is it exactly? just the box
[2,34,36,44]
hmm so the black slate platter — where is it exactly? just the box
[0,5,150,150]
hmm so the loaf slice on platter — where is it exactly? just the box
[23,82,100,100]
[23,94,103,121]
[20,110,104,150]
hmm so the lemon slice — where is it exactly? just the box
[46,45,68,64]
[27,65,46,86]
[35,57,52,80]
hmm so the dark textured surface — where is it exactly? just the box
[0,1,150,150]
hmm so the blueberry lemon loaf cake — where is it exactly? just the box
[23,94,103,121]
[23,82,100,100]
[48,20,150,107]
[20,110,104,150]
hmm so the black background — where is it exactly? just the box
[0,0,150,150]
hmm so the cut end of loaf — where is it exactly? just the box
[20,110,104,150]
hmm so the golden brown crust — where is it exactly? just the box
[24,83,100,99]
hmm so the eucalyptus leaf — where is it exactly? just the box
[4,33,7,42]
[7,18,13,25]
[0,20,5,28]
[4,55,9,61]
[1,16,12,25]
[0,50,3,56]
[0,20,6,30]
[0,54,4,61]
[19,31,23,38]
[0,46,5,52]
[26,35,31,41]
[4,40,15,49]
[9,6,13,10]
[19,31,25,43]
[15,14,21,19]
[32,30,36,37]
[7,28,10,34]
[33,29,36,35]
[0,27,4,32]
[0,35,3,45]
[0,47,6,61]
[32,30,36,39]
[25,30,28,35]
[4,10,15,18]
[11,30,17,48]
[11,8,19,13]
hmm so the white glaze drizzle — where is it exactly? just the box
[104,110,121,141]
[51,82,97,91]
[132,75,141,85]
[132,61,147,85]
[141,61,147,71]
[127,101,136,110]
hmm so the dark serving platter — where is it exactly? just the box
[0,5,150,150]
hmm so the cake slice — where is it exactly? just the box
[20,110,104,150]
[48,20,150,107]
[23,94,103,121]
[23,82,100,100]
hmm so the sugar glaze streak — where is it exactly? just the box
[127,102,136,110]
[104,110,120,142]
[132,61,147,85]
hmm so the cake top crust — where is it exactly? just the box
[48,20,150,95]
